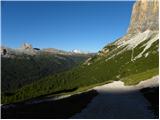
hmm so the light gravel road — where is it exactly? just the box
[71,76,159,119]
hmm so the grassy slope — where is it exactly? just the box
[2,37,159,104]
[122,68,158,85]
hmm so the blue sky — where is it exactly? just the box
[2,1,134,52]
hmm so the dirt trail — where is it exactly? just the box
[71,76,159,119]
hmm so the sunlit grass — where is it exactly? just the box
[122,68,159,85]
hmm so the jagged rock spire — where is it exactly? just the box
[21,43,33,50]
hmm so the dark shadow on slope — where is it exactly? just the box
[140,87,159,118]
[1,90,98,119]
[28,87,79,101]
[2,87,159,119]
[3,87,78,105]
[71,89,158,119]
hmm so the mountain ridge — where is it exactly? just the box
[1,43,95,58]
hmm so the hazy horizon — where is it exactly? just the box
[2,1,134,52]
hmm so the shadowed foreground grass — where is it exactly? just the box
[2,90,98,119]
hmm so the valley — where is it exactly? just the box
[1,44,93,94]
[2,32,158,104]
[1,0,159,119]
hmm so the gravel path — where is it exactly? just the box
[71,76,159,119]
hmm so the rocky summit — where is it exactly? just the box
[96,0,159,57]
[21,43,33,50]
[128,0,159,34]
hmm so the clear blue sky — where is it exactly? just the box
[2,1,134,52]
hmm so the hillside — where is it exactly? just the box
[1,44,93,94]
[1,0,159,104]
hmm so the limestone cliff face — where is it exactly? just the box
[95,0,159,58]
[128,0,159,34]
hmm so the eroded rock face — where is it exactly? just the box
[0,47,7,55]
[21,43,33,50]
[93,0,159,60]
[128,0,159,34]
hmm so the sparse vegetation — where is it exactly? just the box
[103,43,117,51]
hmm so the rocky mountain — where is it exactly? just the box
[42,48,68,55]
[21,43,33,50]
[93,0,159,59]
[1,43,94,58]
[128,0,159,33]
[1,44,38,57]
[2,0,159,104]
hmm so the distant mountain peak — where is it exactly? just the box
[71,49,92,54]
[72,49,82,53]
[21,43,33,50]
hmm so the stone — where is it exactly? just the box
[128,0,159,34]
